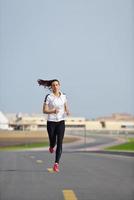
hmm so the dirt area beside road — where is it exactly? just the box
[0,130,80,147]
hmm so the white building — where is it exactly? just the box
[0,111,10,130]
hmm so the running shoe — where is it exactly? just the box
[49,147,54,153]
[53,163,59,172]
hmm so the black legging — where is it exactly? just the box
[47,120,65,163]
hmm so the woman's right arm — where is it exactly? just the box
[43,103,58,114]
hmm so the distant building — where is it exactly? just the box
[0,111,12,130]
[96,113,134,121]
[6,113,134,132]
[9,115,86,131]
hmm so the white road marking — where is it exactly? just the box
[36,160,43,163]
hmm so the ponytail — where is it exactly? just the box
[37,79,60,90]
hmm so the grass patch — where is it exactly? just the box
[106,138,134,151]
[128,138,134,142]
[0,141,49,151]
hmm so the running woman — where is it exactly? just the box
[37,79,70,172]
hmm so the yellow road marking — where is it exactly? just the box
[63,190,78,200]
[47,168,54,173]
[36,160,43,163]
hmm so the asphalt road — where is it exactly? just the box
[64,134,117,150]
[0,150,134,200]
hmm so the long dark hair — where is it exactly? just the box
[37,79,60,90]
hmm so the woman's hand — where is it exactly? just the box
[66,110,70,116]
[53,108,60,114]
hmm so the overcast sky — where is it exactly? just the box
[0,0,134,119]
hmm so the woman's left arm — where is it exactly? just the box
[64,102,70,116]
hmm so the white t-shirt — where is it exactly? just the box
[44,92,67,122]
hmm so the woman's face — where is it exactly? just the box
[51,81,60,93]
